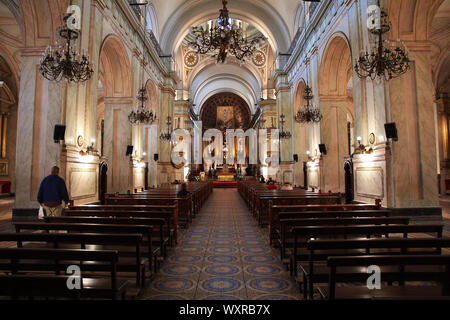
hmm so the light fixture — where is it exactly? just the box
[354,0,410,81]
[188,0,266,63]
[160,116,173,141]
[128,88,157,125]
[279,114,291,139]
[40,15,93,83]
[295,84,323,123]
[356,136,373,154]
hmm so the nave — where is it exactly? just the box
[143,189,300,300]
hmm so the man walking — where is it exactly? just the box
[37,166,70,217]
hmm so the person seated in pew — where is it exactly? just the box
[266,177,274,185]
[177,183,191,197]
[259,175,266,183]
[37,166,69,217]
[280,183,293,191]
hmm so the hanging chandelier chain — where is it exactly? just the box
[295,84,323,124]
[188,0,265,63]
[39,14,93,83]
[355,5,410,81]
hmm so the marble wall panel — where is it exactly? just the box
[355,167,384,199]
[69,169,97,200]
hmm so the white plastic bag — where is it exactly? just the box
[38,206,45,220]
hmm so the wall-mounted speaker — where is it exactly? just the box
[319,144,327,155]
[154,153,159,162]
[293,154,298,162]
[53,125,66,143]
[126,145,134,156]
[384,122,398,141]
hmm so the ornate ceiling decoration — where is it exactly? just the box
[184,51,199,68]
[200,92,251,130]
[252,50,266,67]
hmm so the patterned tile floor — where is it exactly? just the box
[141,189,302,300]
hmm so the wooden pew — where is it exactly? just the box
[0,274,82,300]
[13,222,154,285]
[255,195,342,226]
[66,204,179,244]
[304,237,450,300]
[105,196,192,227]
[290,224,444,278]
[322,255,450,300]
[268,202,384,246]
[45,216,168,269]
[278,217,409,261]
[0,232,146,292]
[0,248,128,300]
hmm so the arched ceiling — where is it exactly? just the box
[152,0,300,51]
[190,62,260,115]
[155,0,299,54]
[200,92,251,129]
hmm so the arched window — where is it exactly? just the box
[145,5,159,41]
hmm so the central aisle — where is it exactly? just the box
[143,189,302,300]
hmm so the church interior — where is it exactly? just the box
[0,0,449,303]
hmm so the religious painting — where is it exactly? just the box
[216,106,235,130]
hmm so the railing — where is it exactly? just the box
[146,30,163,57]
[128,1,144,21]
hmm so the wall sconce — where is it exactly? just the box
[79,138,97,156]
[356,136,373,154]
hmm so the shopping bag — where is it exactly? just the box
[38,206,45,220]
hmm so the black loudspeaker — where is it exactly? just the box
[293,154,298,162]
[53,125,66,143]
[154,154,159,162]
[319,144,327,155]
[384,122,398,141]
[126,145,134,156]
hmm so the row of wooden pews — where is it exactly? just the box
[0,181,213,300]
[238,180,450,300]
[238,181,342,226]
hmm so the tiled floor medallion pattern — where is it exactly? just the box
[141,189,302,300]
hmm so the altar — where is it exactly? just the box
[217,172,236,182]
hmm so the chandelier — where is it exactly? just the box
[188,0,266,63]
[295,84,323,123]
[40,15,93,83]
[354,3,410,80]
[160,116,173,141]
[279,114,291,139]
[128,88,156,125]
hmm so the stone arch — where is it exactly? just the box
[200,92,252,130]
[190,62,261,115]
[145,4,159,40]
[388,0,446,41]
[318,33,354,193]
[99,34,132,98]
[294,2,306,33]
[160,0,290,55]
[98,35,133,193]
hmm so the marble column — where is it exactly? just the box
[158,77,176,185]
[275,71,294,183]
[15,52,63,207]
[104,98,133,193]
[388,43,439,207]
